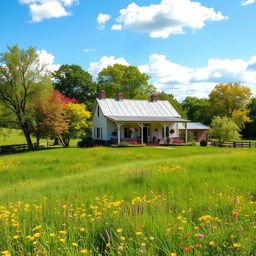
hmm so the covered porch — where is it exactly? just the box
[109,118,190,145]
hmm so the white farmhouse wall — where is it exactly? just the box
[106,119,117,141]
[92,103,108,140]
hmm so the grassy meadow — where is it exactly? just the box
[0,146,255,255]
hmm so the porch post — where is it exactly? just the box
[138,123,144,144]
[185,122,188,143]
[116,122,123,144]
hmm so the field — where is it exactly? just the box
[0,146,255,255]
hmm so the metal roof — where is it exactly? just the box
[97,98,182,118]
[107,116,189,122]
[178,122,210,130]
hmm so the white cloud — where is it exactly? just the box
[97,13,111,30]
[111,24,122,31]
[18,0,78,22]
[37,49,60,72]
[88,56,129,77]
[113,0,227,38]
[241,0,255,6]
[139,54,256,100]
[83,48,96,53]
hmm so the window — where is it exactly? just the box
[97,106,100,117]
[162,126,170,137]
[96,127,102,139]
[194,131,197,140]
[124,127,132,138]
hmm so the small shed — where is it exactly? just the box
[178,122,210,142]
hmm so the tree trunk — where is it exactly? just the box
[22,123,34,150]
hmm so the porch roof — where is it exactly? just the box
[106,115,189,122]
[178,122,210,130]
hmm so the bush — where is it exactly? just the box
[118,141,129,147]
[77,136,94,148]
[166,137,171,144]
[200,140,208,146]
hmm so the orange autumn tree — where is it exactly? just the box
[30,90,69,147]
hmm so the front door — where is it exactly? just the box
[143,127,148,143]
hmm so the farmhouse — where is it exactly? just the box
[92,90,208,145]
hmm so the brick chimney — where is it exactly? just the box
[99,90,106,99]
[116,92,124,100]
[151,94,158,102]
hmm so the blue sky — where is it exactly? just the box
[1,0,256,99]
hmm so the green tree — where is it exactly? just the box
[210,116,240,142]
[209,83,252,128]
[0,45,52,149]
[157,91,187,119]
[60,103,91,147]
[98,64,155,99]
[242,98,256,139]
[53,65,97,110]
[182,97,211,124]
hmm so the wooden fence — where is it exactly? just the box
[212,141,256,148]
[0,142,53,155]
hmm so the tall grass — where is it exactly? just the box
[0,146,255,255]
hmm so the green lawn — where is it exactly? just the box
[0,146,255,255]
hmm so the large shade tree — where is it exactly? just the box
[53,65,97,111]
[209,83,252,128]
[0,45,52,149]
[182,96,211,125]
[242,98,256,139]
[98,64,155,99]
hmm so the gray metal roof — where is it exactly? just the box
[107,116,189,122]
[97,98,182,118]
[178,122,210,130]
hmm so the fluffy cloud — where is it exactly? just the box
[111,24,122,31]
[37,49,60,72]
[88,56,129,77]
[97,13,111,30]
[139,54,256,99]
[241,0,255,6]
[18,0,78,22]
[83,48,96,53]
[112,0,227,38]
[88,53,256,100]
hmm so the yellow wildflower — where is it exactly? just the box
[81,249,88,254]
[136,231,143,236]
[120,236,126,241]
[72,242,79,247]
[13,235,19,239]
[117,228,123,233]
[233,243,241,248]
[170,253,177,256]
[209,241,215,246]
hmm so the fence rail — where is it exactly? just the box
[0,142,54,155]
[212,141,256,148]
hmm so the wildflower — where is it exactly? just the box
[72,242,79,247]
[13,235,19,239]
[106,242,111,247]
[81,249,88,254]
[136,231,143,236]
[186,233,191,237]
[170,253,177,256]
[197,233,204,238]
[80,227,86,232]
[117,228,123,233]
[233,212,239,217]
[195,244,202,249]
[185,248,190,252]
[141,243,146,246]
[118,246,124,251]
[59,230,67,235]
[120,236,125,241]
[149,236,154,240]
[178,227,183,230]
[209,241,215,246]
[233,243,241,248]
[50,233,55,237]
[59,238,65,243]
[139,249,144,254]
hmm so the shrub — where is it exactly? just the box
[77,136,94,148]
[166,137,171,144]
[200,140,208,146]
[118,141,129,147]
